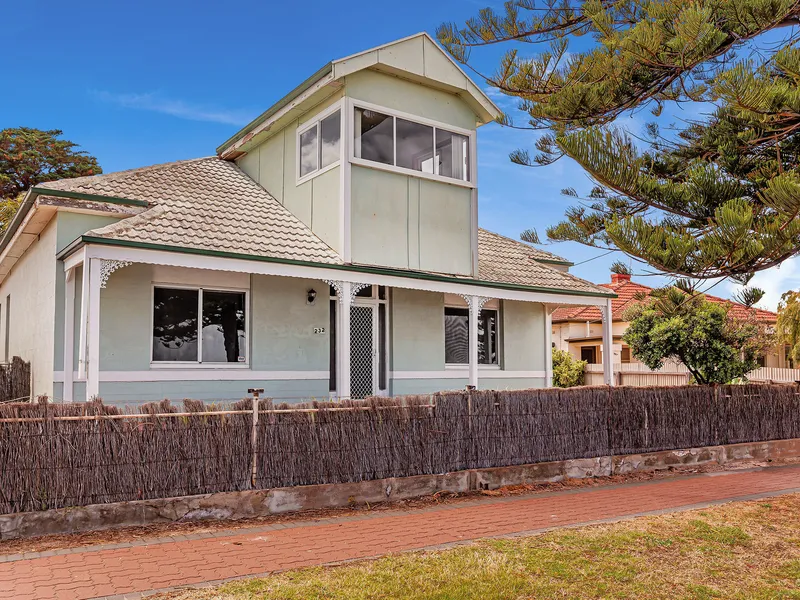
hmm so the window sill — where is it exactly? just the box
[149,363,251,370]
[444,364,501,370]
[350,157,475,189]
[297,160,340,186]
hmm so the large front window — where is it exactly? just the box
[354,107,471,182]
[152,287,246,364]
[444,307,498,365]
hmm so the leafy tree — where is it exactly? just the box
[776,290,800,366]
[0,127,101,198]
[0,194,23,233]
[438,1,800,283]
[552,347,586,387]
[622,287,772,383]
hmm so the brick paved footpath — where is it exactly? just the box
[1,466,799,600]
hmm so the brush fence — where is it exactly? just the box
[1,384,799,514]
[0,357,31,403]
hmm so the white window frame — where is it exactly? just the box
[150,283,250,369]
[349,99,477,189]
[296,100,345,185]
[443,303,501,368]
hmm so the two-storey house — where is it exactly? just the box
[0,33,615,404]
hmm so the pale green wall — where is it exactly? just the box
[502,300,546,372]
[351,167,472,274]
[94,266,331,372]
[390,288,445,371]
[345,70,478,131]
[60,380,328,407]
[56,212,121,254]
[390,377,545,396]
[59,274,548,403]
[54,213,123,377]
[347,69,476,275]
[250,275,329,370]
[96,380,328,406]
[417,180,472,274]
[0,218,58,397]
[236,92,344,254]
[390,379,467,396]
[479,377,546,391]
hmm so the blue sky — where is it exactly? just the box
[4,0,797,309]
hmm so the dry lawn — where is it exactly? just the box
[157,494,800,600]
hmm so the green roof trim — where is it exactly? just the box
[32,187,149,207]
[74,236,616,299]
[216,62,334,156]
[0,187,149,260]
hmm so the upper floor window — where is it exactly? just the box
[354,106,471,183]
[298,108,341,179]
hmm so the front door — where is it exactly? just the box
[350,303,377,398]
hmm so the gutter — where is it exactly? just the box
[216,62,334,156]
[0,187,148,262]
[0,188,37,259]
[65,236,617,300]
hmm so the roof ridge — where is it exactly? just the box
[36,157,217,191]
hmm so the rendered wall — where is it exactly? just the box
[502,300,546,372]
[388,289,547,396]
[63,265,332,404]
[0,219,58,397]
[54,212,123,382]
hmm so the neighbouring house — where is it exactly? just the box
[0,33,616,405]
[552,271,783,371]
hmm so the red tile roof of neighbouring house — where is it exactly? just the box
[551,272,778,324]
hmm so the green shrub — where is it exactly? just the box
[552,348,586,388]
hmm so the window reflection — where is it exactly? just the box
[202,291,246,363]
[152,288,199,362]
[355,108,393,165]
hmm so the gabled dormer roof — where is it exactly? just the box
[217,32,502,160]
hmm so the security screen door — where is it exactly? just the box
[350,303,377,399]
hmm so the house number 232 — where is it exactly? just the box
[313,327,326,334]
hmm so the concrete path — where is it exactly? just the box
[1,465,799,600]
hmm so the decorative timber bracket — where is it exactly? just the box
[99,260,132,289]
[324,280,371,304]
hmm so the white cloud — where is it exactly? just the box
[91,90,254,126]
[725,258,800,312]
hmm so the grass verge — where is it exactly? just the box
[159,494,800,599]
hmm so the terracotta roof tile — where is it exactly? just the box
[552,275,777,324]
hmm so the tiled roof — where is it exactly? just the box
[43,158,611,296]
[552,275,777,324]
[476,230,613,296]
[39,157,343,264]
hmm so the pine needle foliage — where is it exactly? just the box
[438,1,800,282]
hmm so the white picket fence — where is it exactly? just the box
[585,363,800,386]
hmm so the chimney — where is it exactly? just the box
[610,272,631,284]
